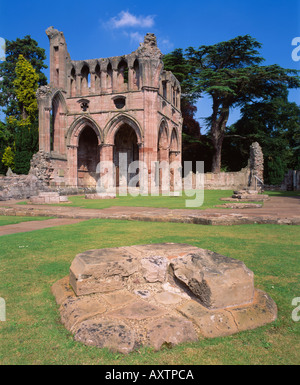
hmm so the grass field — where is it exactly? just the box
[16,189,300,211]
[17,189,233,210]
[0,217,299,365]
[0,216,53,226]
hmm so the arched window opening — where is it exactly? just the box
[50,108,54,152]
[50,94,65,154]
[170,128,179,152]
[107,63,113,90]
[81,64,90,95]
[77,126,99,187]
[157,121,169,189]
[95,63,101,93]
[162,81,167,99]
[70,67,76,97]
[133,59,140,90]
[117,59,128,91]
[113,123,139,187]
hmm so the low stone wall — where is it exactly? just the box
[0,174,47,201]
[280,170,300,191]
[183,167,250,190]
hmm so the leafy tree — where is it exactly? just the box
[163,48,200,104]
[0,121,14,174]
[186,35,300,172]
[0,35,47,121]
[14,122,39,174]
[13,55,39,125]
[223,98,300,184]
[2,146,15,170]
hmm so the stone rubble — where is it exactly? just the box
[52,243,277,353]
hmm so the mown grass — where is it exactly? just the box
[0,218,299,365]
[0,216,54,226]
[265,190,300,197]
[17,190,233,210]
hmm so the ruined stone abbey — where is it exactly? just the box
[35,27,182,189]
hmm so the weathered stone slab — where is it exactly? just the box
[73,319,136,354]
[51,275,76,305]
[141,255,168,282]
[101,290,136,306]
[69,247,140,295]
[52,243,277,353]
[229,289,277,332]
[60,296,106,331]
[154,291,183,305]
[30,191,69,204]
[177,301,239,338]
[132,243,199,259]
[146,315,198,350]
[170,249,254,309]
[85,193,116,199]
[106,299,164,320]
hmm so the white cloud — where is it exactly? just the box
[108,11,155,29]
[129,32,144,45]
[159,38,174,53]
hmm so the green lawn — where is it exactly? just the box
[265,190,300,197]
[18,190,234,210]
[0,216,53,226]
[0,218,299,365]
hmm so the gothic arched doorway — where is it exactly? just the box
[77,126,100,187]
[113,123,139,187]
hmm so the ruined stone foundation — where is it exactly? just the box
[52,243,277,353]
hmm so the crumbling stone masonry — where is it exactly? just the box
[52,243,277,353]
[35,27,182,189]
[249,142,264,190]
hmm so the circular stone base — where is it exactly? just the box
[51,243,277,353]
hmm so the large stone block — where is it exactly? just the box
[69,247,140,295]
[52,243,277,353]
[170,249,254,309]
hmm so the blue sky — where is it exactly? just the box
[0,0,299,129]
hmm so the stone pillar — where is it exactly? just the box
[59,112,67,155]
[128,65,134,91]
[43,107,51,153]
[46,27,69,91]
[142,87,159,190]
[112,68,118,93]
[100,70,107,93]
[90,71,96,94]
[67,145,78,186]
[99,144,115,191]
[36,86,53,153]
[76,74,82,97]
[249,142,264,190]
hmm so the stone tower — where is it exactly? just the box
[35,27,182,190]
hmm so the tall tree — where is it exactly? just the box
[163,48,200,104]
[0,35,47,120]
[13,54,39,125]
[186,35,300,172]
[224,98,300,184]
[163,48,201,137]
[163,49,203,170]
